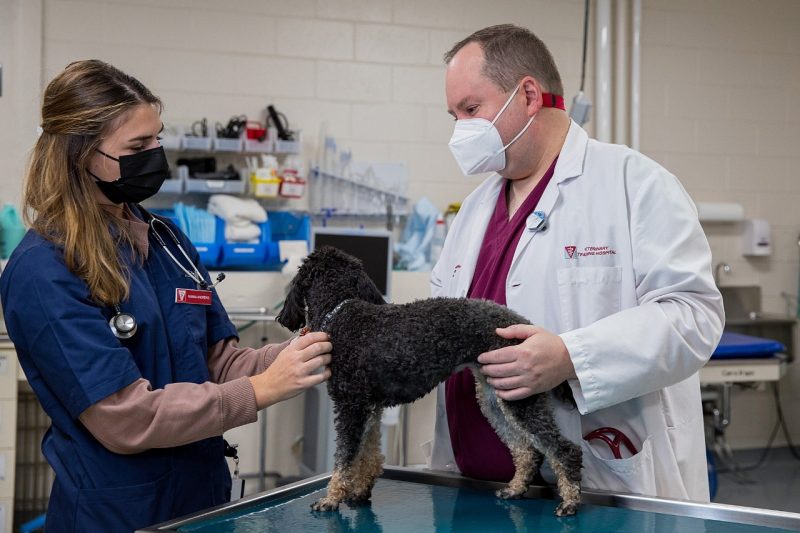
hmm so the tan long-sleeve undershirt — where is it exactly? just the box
[79,338,290,454]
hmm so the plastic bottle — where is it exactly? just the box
[252,155,280,199]
[429,214,446,266]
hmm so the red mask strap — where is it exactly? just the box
[542,93,566,111]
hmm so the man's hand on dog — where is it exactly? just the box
[478,324,577,401]
[249,332,332,409]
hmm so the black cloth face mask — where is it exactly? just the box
[90,146,170,204]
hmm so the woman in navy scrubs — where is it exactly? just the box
[0,60,332,532]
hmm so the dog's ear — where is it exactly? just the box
[276,278,307,331]
[356,270,386,305]
[277,254,316,331]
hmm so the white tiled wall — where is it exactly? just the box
[1,0,799,478]
[35,0,590,213]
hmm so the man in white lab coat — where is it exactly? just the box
[430,24,724,501]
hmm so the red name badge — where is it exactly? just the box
[175,288,212,306]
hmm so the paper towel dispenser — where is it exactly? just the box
[696,202,744,223]
[742,219,771,256]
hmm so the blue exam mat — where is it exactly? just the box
[175,478,792,533]
[712,332,785,359]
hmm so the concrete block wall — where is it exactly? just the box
[38,0,590,212]
[639,0,800,449]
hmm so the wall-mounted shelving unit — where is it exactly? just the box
[309,167,408,217]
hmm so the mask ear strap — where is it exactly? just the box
[501,114,535,151]
[490,83,523,126]
[96,149,119,162]
[87,169,105,182]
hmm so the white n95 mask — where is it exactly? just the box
[448,83,535,176]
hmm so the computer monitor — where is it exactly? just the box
[311,226,392,300]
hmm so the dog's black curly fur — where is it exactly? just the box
[277,246,582,516]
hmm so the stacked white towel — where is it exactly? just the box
[224,221,262,242]
[207,194,267,243]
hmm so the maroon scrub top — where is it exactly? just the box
[445,157,557,481]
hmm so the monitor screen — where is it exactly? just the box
[311,227,392,299]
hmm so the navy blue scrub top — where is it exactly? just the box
[0,205,239,533]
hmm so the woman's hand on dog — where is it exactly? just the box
[249,332,332,409]
[478,324,577,401]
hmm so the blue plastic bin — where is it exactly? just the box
[194,241,223,268]
[152,209,309,271]
[268,211,311,242]
[218,212,310,270]
[219,219,271,268]
[150,208,222,269]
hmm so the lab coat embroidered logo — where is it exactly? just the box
[578,245,616,257]
[564,246,577,259]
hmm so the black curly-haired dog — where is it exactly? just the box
[277,246,582,516]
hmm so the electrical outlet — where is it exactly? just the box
[570,91,592,126]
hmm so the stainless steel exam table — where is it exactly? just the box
[138,466,800,532]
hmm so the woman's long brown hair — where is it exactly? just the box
[24,60,162,306]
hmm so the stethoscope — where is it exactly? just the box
[584,427,639,459]
[109,207,225,339]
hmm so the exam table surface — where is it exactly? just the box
[139,467,800,532]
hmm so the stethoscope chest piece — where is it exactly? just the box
[110,306,137,339]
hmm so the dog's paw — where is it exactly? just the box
[344,492,373,506]
[344,496,372,508]
[311,497,340,512]
[555,501,578,517]
[495,487,525,499]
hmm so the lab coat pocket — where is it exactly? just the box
[74,470,175,532]
[557,266,622,330]
[580,434,657,496]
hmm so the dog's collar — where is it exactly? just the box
[320,298,354,332]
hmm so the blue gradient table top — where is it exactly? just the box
[173,478,794,533]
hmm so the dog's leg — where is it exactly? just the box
[344,408,384,505]
[496,442,543,499]
[504,397,583,517]
[548,442,582,517]
[311,405,384,512]
[472,371,544,499]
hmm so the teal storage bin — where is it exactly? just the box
[0,204,27,259]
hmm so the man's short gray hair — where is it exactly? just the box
[444,24,564,96]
